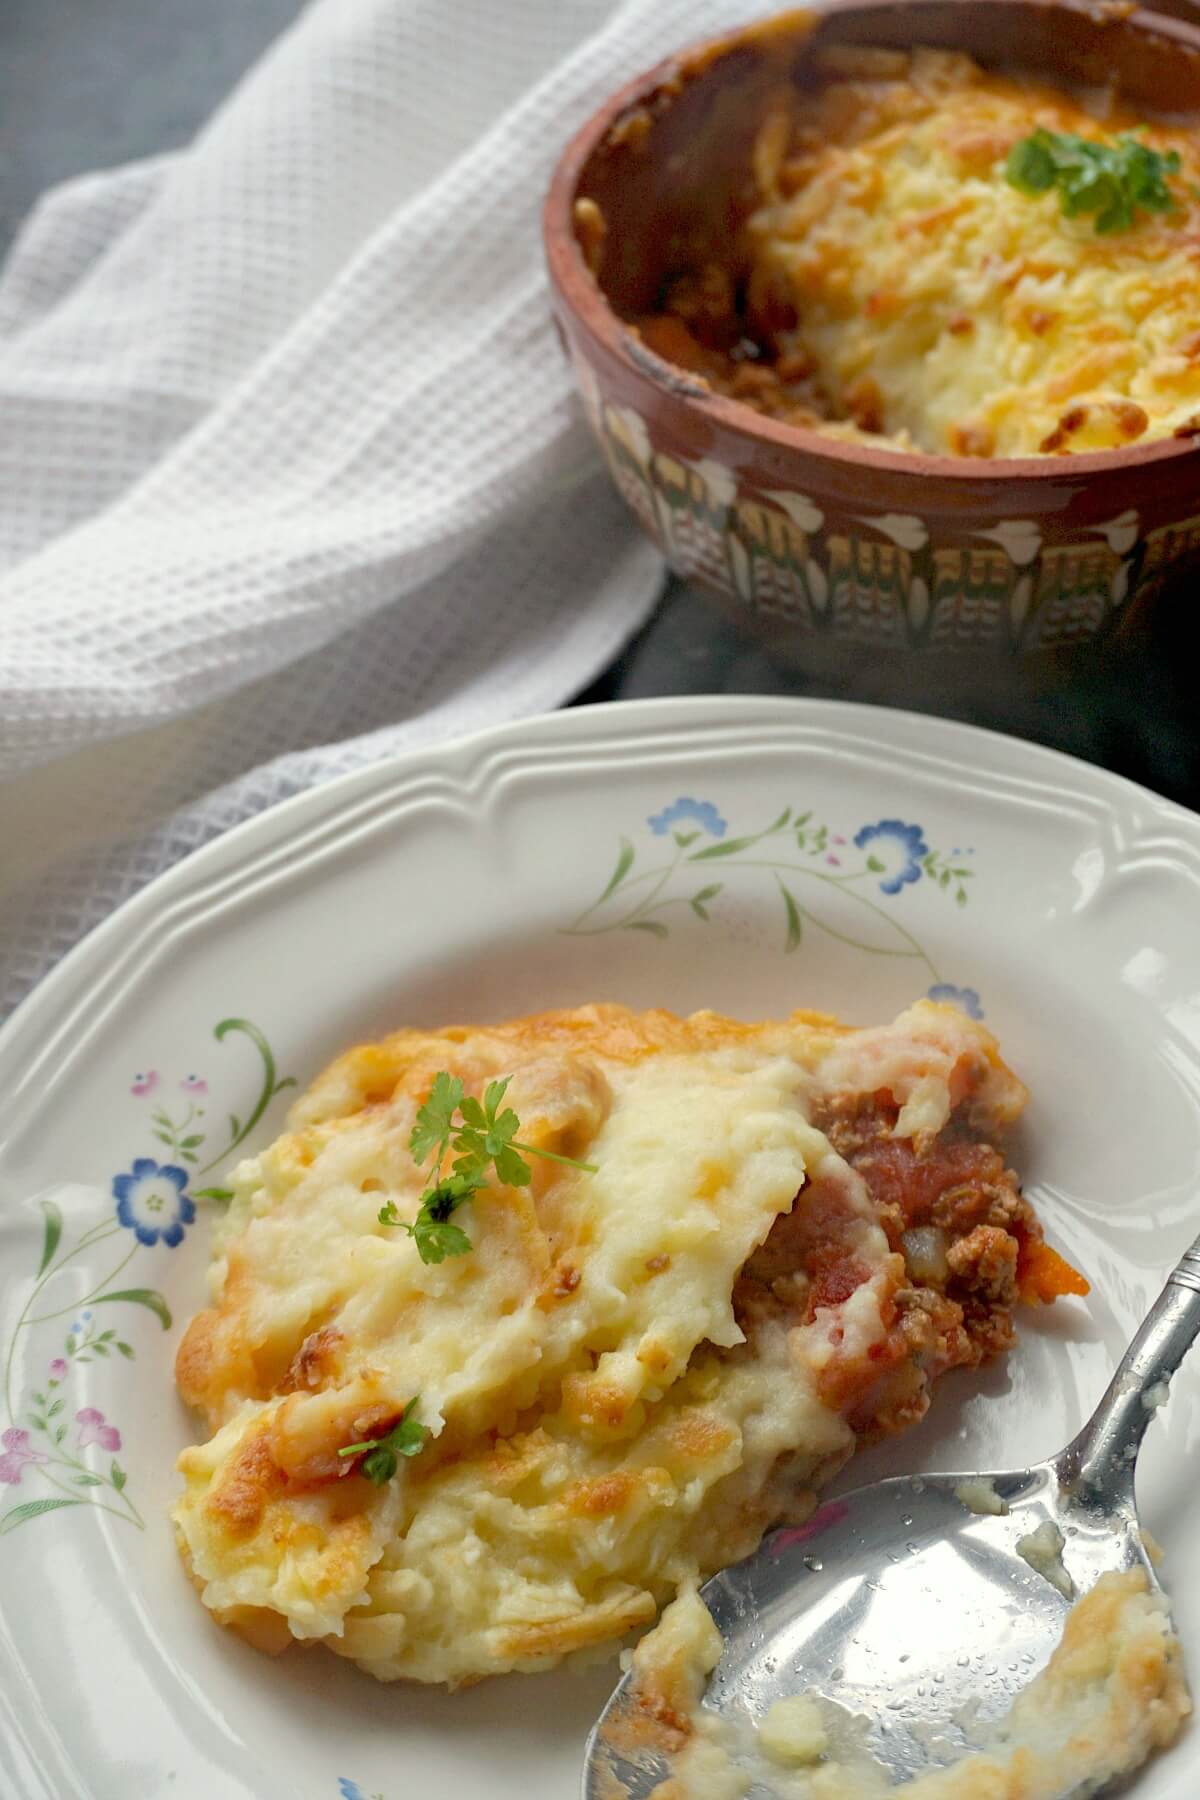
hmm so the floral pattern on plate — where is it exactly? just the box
[0,1018,294,1538]
[563,800,980,1005]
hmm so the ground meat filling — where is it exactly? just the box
[733,1092,1042,1440]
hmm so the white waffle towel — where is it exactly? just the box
[0,0,766,1019]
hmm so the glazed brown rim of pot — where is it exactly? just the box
[543,0,1200,482]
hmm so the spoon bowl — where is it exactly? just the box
[585,1235,1200,1797]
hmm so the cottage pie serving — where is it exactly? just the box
[633,46,1200,457]
[173,999,1089,1690]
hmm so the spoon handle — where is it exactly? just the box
[1056,1232,1200,1509]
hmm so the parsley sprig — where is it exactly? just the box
[1005,128,1182,234]
[337,1397,426,1484]
[378,1071,597,1264]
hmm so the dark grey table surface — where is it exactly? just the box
[4,0,1198,811]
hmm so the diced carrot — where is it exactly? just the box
[1017,1238,1090,1304]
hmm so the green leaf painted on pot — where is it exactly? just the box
[627,920,669,938]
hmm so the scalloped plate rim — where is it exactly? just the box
[2,692,1200,1800]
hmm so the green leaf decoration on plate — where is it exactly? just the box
[93,1289,172,1330]
[2,1016,293,1542]
[0,1498,85,1535]
[36,1200,62,1277]
[562,801,981,1003]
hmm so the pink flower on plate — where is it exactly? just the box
[76,1408,121,1452]
[130,1070,159,1097]
[826,854,841,866]
[179,1073,208,1095]
[48,1358,68,1381]
[0,1428,49,1485]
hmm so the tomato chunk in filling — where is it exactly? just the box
[733,1094,1085,1441]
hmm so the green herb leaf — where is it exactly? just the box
[111,1460,127,1492]
[412,1218,474,1264]
[338,1397,427,1484]
[492,1143,532,1188]
[381,1172,481,1263]
[409,1071,464,1167]
[1006,128,1183,233]
[1006,132,1057,192]
[382,1071,598,1264]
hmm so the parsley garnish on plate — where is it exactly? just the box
[378,1071,597,1264]
[337,1396,426,1484]
[1005,128,1182,234]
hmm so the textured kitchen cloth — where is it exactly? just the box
[0,0,768,1021]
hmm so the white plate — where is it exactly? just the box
[1,695,1197,1800]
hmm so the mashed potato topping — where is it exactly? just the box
[640,48,1200,457]
[173,1001,1070,1687]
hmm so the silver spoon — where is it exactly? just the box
[585,1232,1200,1796]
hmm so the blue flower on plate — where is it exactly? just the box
[927,983,984,1020]
[853,819,929,895]
[337,1783,366,1800]
[647,798,727,839]
[113,1158,195,1248]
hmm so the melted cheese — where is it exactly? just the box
[172,1000,1023,1686]
[750,48,1200,456]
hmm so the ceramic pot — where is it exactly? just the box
[544,0,1200,659]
